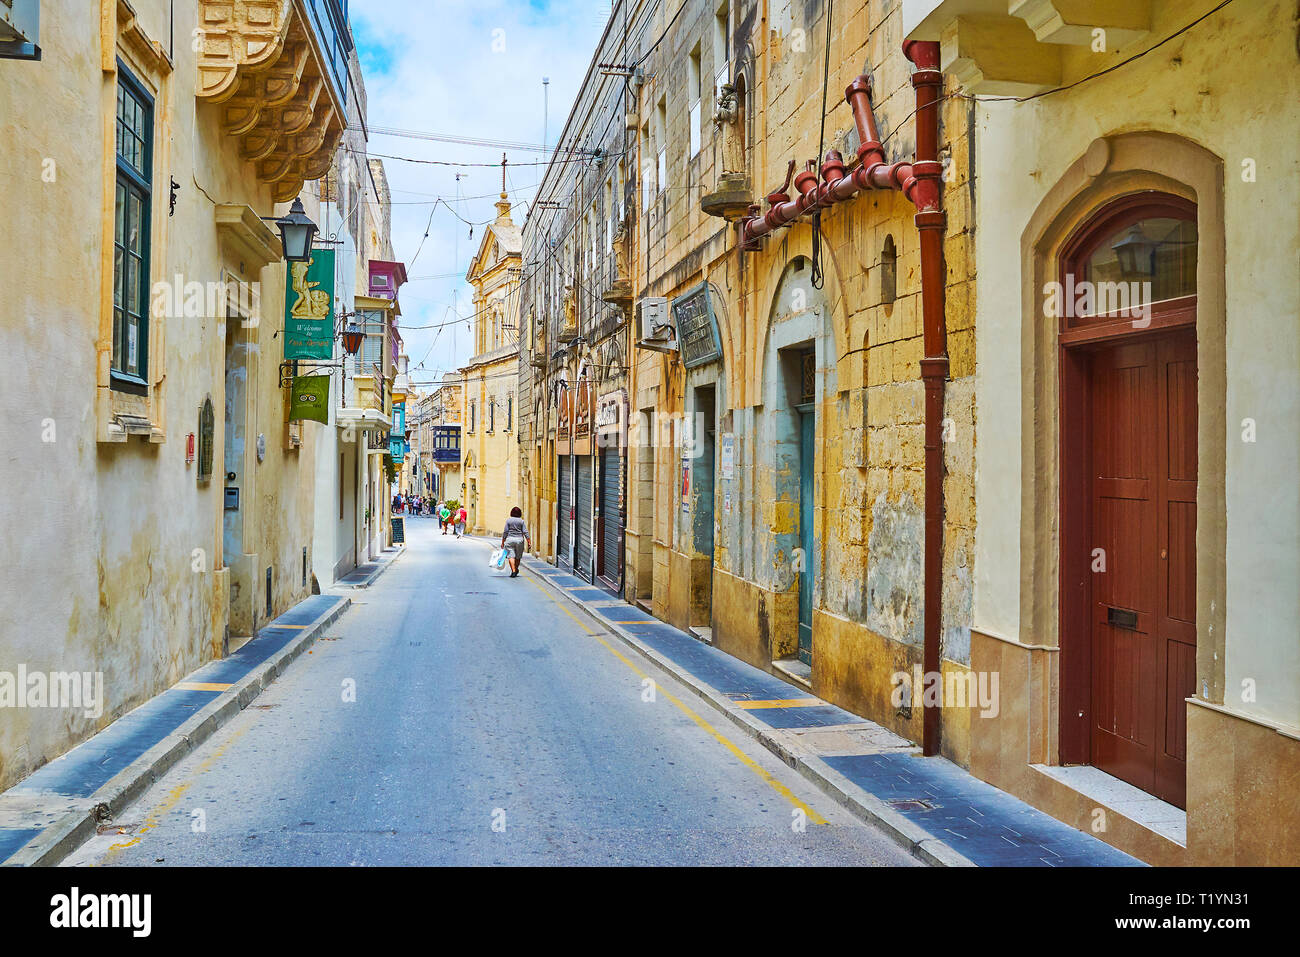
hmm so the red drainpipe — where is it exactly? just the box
[739,41,948,756]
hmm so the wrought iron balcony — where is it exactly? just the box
[338,373,390,432]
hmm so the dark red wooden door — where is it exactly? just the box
[1088,331,1197,807]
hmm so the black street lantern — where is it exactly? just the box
[1111,222,1156,279]
[341,320,365,356]
[276,198,318,263]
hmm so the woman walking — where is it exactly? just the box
[500,507,531,578]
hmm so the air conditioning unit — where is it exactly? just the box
[635,297,677,354]
[0,0,40,60]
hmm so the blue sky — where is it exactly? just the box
[349,0,610,386]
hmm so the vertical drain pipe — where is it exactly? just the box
[735,42,949,756]
[904,39,948,758]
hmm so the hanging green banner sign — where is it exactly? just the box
[284,248,336,360]
[289,374,331,424]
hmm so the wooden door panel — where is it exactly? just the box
[1093,495,1147,612]
[1153,333,1198,807]
[1166,499,1197,626]
[1089,339,1160,795]
[1165,356,1198,482]
[1092,620,1154,744]
[1165,639,1196,763]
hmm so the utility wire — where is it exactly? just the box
[810,0,834,290]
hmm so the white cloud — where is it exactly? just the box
[350,0,611,386]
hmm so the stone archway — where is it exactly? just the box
[753,256,838,667]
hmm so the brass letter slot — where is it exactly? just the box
[1107,606,1138,630]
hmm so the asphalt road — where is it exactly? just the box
[66,518,919,866]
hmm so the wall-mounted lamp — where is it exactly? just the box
[275,198,319,263]
[341,320,365,356]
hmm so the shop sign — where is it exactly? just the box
[289,374,331,425]
[671,282,722,369]
[284,249,336,360]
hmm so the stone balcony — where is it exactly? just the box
[196,0,350,203]
[392,373,411,406]
[902,0,1152,96]
[339,374,391,432]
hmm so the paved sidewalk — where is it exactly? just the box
[334,543,405,588]
[523,557,1141,868]
[0,593,349,866]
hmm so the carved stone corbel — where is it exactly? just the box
[197,0,344,203]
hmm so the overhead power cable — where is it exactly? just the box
[352,124,599,157]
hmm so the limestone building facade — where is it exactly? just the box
[461,193,524,537]
[0,0,361,788]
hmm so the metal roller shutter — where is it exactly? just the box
[575,456,594,581]
[601,447,622,584]
[556,457,570,566]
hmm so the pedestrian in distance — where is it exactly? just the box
[439,502,451,534]
[500,507,531,578]
[456,505,467,538]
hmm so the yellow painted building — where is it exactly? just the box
[461,193,523,537]
[430,375,465,507]
[0,0,361,790]
[903,0,1300,865]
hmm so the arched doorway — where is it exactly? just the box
[760,256,838,669]
[1058,191,1199,808]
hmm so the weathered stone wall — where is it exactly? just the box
[516,1,655,578]
[619,0,977,761]
[0,1,338,790]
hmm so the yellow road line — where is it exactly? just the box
[101,725,252,864]
[736,698,824,710]
[528,578,828,825]
[175,682,232,692]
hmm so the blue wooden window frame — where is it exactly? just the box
[112,62,153,390]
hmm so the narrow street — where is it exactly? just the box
[66,519,916,867]
[0,0,1291,922]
